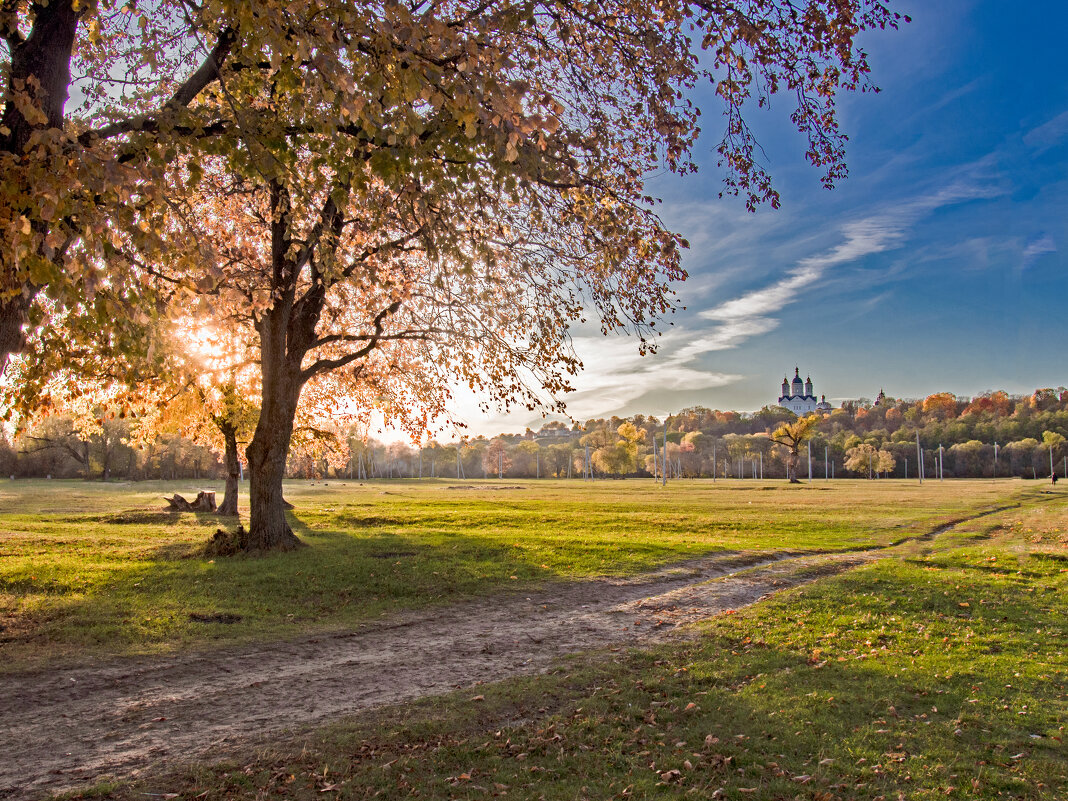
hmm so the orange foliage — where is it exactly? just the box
[1031,388,1058,411]
[963,391,1012,417]
[922,392,958,419]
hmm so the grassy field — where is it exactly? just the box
[78,495,1068,801]
[0,477,1038,671]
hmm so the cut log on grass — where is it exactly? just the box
[164,491,217,513]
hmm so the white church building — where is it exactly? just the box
[778,368,833,415]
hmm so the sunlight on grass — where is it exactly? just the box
[69,495,1068,801]
[0,477,1035,671]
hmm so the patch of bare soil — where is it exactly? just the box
[446,484,525,490]
[0,547,877,800]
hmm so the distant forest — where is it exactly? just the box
[5,388,1068,481]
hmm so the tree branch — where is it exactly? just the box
[78,26,236,144]
[300,300,401,382]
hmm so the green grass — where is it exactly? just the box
[80,496,1068,801]
[0,477,1034,671]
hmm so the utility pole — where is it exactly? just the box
[939,443,944,481]
[916,433,923,485]
[760,452,763,480]
[712,442,717,482]
[824,446,828,481]
[808,441,812,483]
[994,441,998,479]
[652,436,660,482]
[662,422,668,487]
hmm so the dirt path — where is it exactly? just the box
[8,489,1025,801]
[0,546,888,800]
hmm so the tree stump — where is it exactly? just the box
[164,491,217,513]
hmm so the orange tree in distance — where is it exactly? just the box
[770,414,821,483]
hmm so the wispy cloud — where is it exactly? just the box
[1022,234,1057,263]
[556,334,741,420]
[1024,111,1068,153]
[691,213,907,352]
[688,177,1005,354]
[701,266,822,322]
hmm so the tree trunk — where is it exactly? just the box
[0,0,79,372]
[0,293,31,374]
[241,180,332,551]
[244,295,304,551]
[245,392,302,549]
[217,423,240,516]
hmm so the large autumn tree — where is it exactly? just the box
[5,0,906,549]
[147,0,904,550]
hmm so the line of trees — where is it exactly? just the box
[0,415,219,481]
[10,387,1067,482]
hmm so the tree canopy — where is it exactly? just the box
[2,0,908,548]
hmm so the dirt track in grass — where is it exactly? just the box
[0,546,886,799]
[10,492,1027,801]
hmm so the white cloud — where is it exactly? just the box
[688,213,907,355]
[1024,111,1068,153]
[1022,234,1056,262]
[557,334,741,418]
[689,176,1005,355]
[674,317,781,356]
[420,332,742,439]
[701,266,822,322]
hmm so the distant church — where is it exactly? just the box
[778,368,833,415]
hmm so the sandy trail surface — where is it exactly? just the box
[1,547,881,799]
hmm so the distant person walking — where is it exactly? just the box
[1052,473,1059,486]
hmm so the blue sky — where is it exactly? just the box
[446,0,1068,437]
